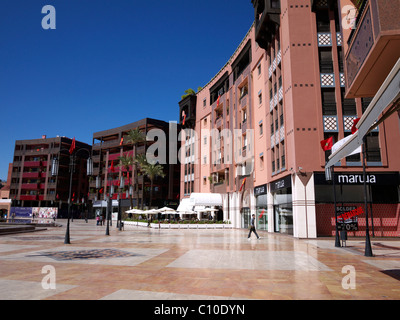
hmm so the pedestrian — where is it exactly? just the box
[248,214,260,240]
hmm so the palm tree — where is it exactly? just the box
[117,153,134,209]
[141,161,165,209]
[124,128,146,208]
[133,153,147,209]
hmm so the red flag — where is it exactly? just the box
[120,137,124,146]
[259,209,265,219]
[239,177,246,192]
[217,95,221,107]
[182,110,186,125]
[99,187,104,194]
[351,118,360,134]
[320,137,333,151]
[69,137,76,154]
[110,160,115,172]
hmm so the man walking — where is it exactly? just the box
[248,214,260,240]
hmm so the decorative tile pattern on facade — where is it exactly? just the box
[270,133,275,148]
[320,73,335,87]
[317,32,332,47]
[277,50,281,65]
[343,116,357,132]
[316,0,328,7]
[278,87,283,102]
[336,32,342,46]
[280,126,285,142]
[323,115,338,132]
[340,73,345,87]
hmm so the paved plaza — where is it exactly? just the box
[0,219,399,300]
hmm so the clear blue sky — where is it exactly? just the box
[0,0,254,180]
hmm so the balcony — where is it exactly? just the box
[21,183,42,190]
[252,0,280,50]
[345,0,400,98]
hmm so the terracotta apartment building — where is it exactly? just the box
[9,136,92,217]
[178,0,400,238]
[90,118,180,212]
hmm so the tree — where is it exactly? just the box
[117,153,135,209]
[141,161,165,209]
[181,88,196,100]
[124,128,146,208]
[133,154,147,209]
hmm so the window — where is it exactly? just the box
[341,89,356,115]
[203,98,207,107]
[259,121,263,136]
[272,149,275,173]
[365,132,381,162]
[260,154,264,170]
[240,85,248,99]
[319,49,333,73]
[321,89,337,115]
[242,108,247,123]
[257,63,262,76]
[316,10,330,32]
[258,92,262,105]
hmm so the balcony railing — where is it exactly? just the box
[345,0,400,97]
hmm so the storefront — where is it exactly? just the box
[254,184,268,231]
[270,175,293,235]
[314,172,400,237]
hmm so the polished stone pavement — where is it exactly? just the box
[0,219,399,300]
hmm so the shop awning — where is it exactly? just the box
[326,58,400,168]
[177,198,195,213]
[189,193,222,206]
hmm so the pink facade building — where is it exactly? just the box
[178,0,400,238]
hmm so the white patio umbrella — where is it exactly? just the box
[143,209,159,215]
[157,207,176,215]
[125,208,144,214]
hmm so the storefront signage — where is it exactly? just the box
[254,184,267,196]
[336,206,360,231]
[270,175,291,192]
[314,172,399,186]
[337,174,376,184]
[338,206,363,221]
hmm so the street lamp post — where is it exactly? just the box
[105,176,114,236]
[362,136,373,257]
[117,175,125,231]
[52,147,93,244]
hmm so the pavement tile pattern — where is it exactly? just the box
[0,220,399,300]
